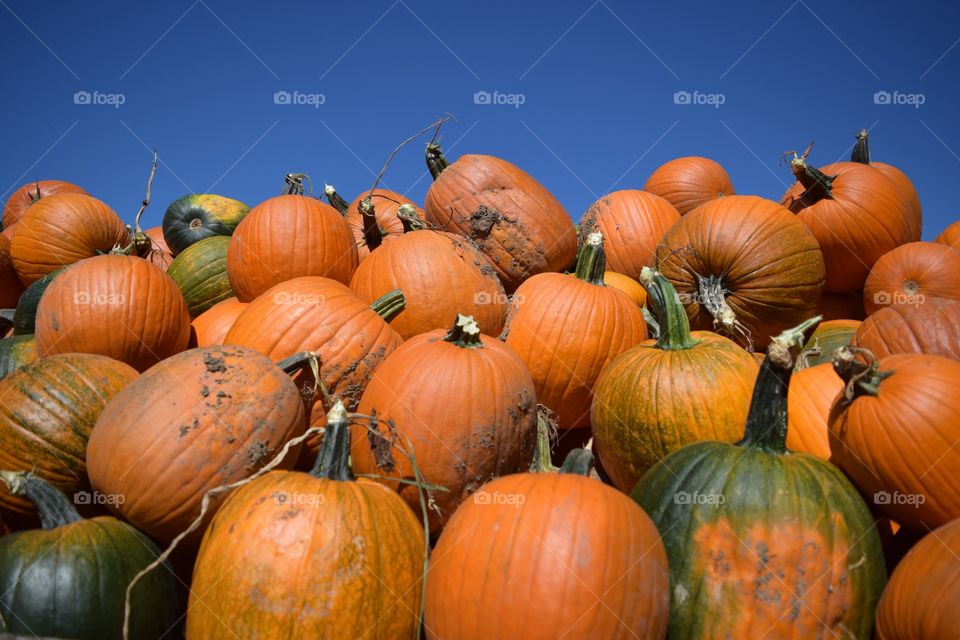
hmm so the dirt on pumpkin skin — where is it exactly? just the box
[246,439,271,467]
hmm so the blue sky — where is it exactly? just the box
[2,0,958,238]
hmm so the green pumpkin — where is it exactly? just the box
[631,317,885,639]
[0,472,179,639]
[10,268,63,335]
[0,334,37,380]
[796,318,860,370]
[161,193,248,256]
[166,236,233,317]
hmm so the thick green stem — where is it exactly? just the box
[639,267,699,351]
[833,346,891,400]
[529,409,558,473]
[851,129,871,164]
[425,143,449,180]
[310,401,354,481]
[0,471,83,530]
[739,316,821,454]
[443,314,483,349]
[323,184,350,215]
[370,289,405,323]
[358,196,383,251]
[559,449,595,476]
[574,232,606,286]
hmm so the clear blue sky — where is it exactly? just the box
[2,0,957,238]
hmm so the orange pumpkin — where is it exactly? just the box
[935,220,960,250]
[863,242,960,314]
[2,180,88,229]
[656,195,825,350]
[829,349,960,529]
[190,297,247,347]
[345,188,418,259]
[786,362,842,459]
[851,129,922,241]
[603,271,647,306]
[352,314,536,532]
[226,194,358,301]
[0,236,23,308]
[852,299,960,360]
[875,517,960,639]
[10,193,129,286]
[781,158,911,292]
[224,277,404,464]
[143,225,173,269]
[424,144,577,291]
[86,346,308,544]
[579,190,680,277]
[425,448,669,639]
[349,214,507,339]
[504,232,647,428]
[643,156,734,214]
[34,255,191,371]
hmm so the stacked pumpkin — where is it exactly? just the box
[0,123,957,640]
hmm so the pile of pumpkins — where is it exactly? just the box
[0,127,958,639]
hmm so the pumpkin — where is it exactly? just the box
[0,472,179,640]
[503,232,648,429]
[161,193,249,256]
[0,223,16,241]
[346,188,419,259]
[35,254,191,371]
[818,290,866,320]
[190,297,247,347]
[851,129,922,241]
[603,271,647,306]
[350,211,507,339]
[423,144,578,291]
[631,318,886,638]
[425,444,670,639]
[8,267,63,335]
[2,179,88,229]
[0,236,23,308]
[875,517,960,639]
[167,235,234,317]
[852,299,960,360]
[227,194,358,301]
[579,190,680,277]
[935,220,960,249]
[591,268,758,492]
[352,314,536,532]
[797,318,861,368]
[143,225,173,269]
[780,157,911,292]
[0,354,137,522]
[0,334,38,380]
[187,402,424,639]
[656,194,826,349]
[828,348,960,530]
[10,193,129,286]
[786,362,843,459]
[224,277,404,464]
[86,346,309,544]
[643,156,734,215]
[863,241,960,314]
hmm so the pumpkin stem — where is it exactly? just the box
[851,129,871,164]
[425,142,449,179]
[282,173,311,195]
[370,289,405,322]
[323,184,350,215]
[133,149,158,235]
[276,351,320,377]
[788,156,837,208]
[398,204,427,233]
[833,346,891,400]
[0,471,83,530]
[28,182,42,204]
[357,196,384,251]
[574,232,606,285]
[739,316,821,453]
[529,407,559,473]
[640,267,699,350]
[310,401,354,481]
[558,449,595,476]
[443,314,484,349]
[696,273,753,350]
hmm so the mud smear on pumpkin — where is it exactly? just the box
[245,439,270,467]
[202,353,227,373]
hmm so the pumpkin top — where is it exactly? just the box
[574,232,606,286]
[789,155,837,204]
[443,313,484,349]
[851,128,871,164]
[832,346,892,400]
[640,266,699,351]
[739,315,822,454]
[309,400,354,482]
[0,471,82,530]
[323,184,350,215]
